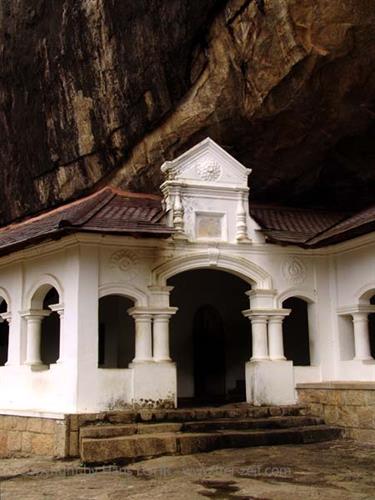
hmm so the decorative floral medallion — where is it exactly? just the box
[196,161,222,182]
[110,249,138,273]
[282,256,306,284]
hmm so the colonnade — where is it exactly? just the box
[22,303,63,367]
[128,308,177,364]
[242,310,290,361]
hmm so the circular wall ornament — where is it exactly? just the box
[282,256,306,284]
[110,249,138,272]
[196,161,222,182]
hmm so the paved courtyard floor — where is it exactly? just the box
[0,440,374,499]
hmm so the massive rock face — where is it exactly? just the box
[1,0,375,225]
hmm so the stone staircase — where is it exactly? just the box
[79,404,343,464]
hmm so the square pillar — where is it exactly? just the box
[246,360,295,405]
[131,361,177,408]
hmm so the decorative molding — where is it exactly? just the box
[281,256,307,285]
[151,251,272,289]
[196,160,222,182]
[99,282,148,307]
[207,245,220,266]
[109,249,138,273]
[276,287,316,307]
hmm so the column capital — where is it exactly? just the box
[48,302,64,316]
[152,307,178,319]
[128,307,178,319]
[20,309,51,320]
[352,312,370,322]
[338,304,375,316]
[268,309,291,321]
[127,307,153,319]
[0,312,11,323]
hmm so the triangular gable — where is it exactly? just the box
[161,138,251,186]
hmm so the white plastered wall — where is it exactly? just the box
[0,136,373,413]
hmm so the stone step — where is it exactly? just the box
[181,416,324,433]
[80,422,183,440]
[80,425,344,464]
[77,404,307,428]
[80,415,322,441]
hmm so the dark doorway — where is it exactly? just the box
[369,295,375,358]
[0,299,8,366]
[169,269,250,405]
[98,295,135,368]
[41,288,60,365]
[193,305,226,402]
[282,297,310,366]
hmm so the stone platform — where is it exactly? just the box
[0,404,343,461]
[77,404,342,464]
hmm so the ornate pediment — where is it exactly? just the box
[161,138,259,244]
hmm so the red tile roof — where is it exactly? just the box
[250,203,375,247]
[0,187,173,256]
[0,186,373,256]
[306,204,375,247]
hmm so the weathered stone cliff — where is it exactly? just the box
[1,0,375,225]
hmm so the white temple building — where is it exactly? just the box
[0,137,374,415]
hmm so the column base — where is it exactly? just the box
[246,360,295,406]
[353,356,374,361]
[27,363,49,372]
[130,358,154,364]
[131,361,177,408]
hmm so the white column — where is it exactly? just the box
[23,311,50,366]
[153,314,173,362]
[49,303,64,364]
[352,312,373,361]
[268,314,289,361]
[129,311,153,363]
[248,315,269,361]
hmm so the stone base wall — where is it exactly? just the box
[0,410,137,458]
[297,382,375,444]
[0,414,69,457]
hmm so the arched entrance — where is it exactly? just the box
[98,294,135,368]
[169,269,250,405]
[0,296,9,366]
[282,297,311,366]
[41,288,60,365]
[369,294,375,358]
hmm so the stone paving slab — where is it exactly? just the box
[0,440,374,499]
